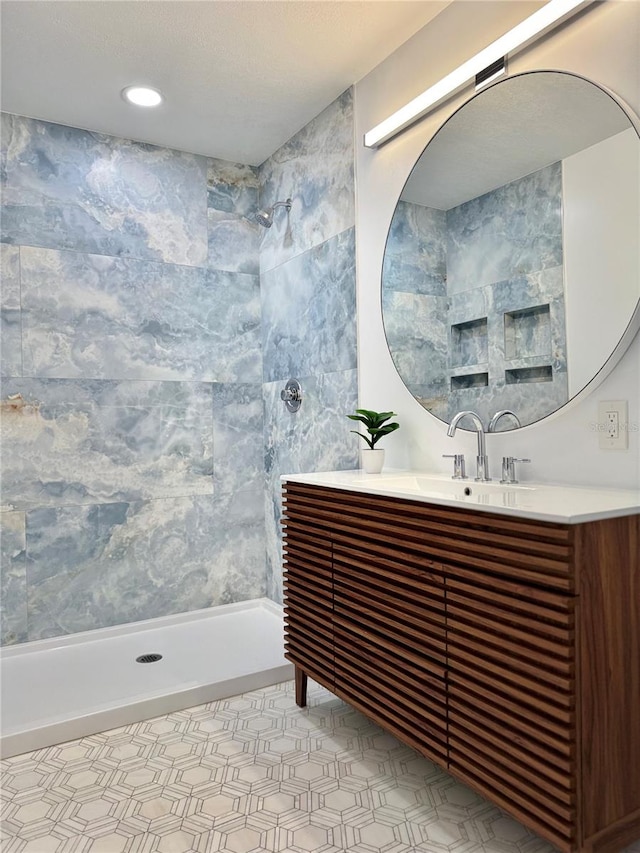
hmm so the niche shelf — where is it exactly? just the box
[505,365,553,384]
[451,372,489,390]
[504,304,551,360]
[450,317,488,367]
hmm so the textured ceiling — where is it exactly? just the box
[402,72,633,210]
[0,0,449,165]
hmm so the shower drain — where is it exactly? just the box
[136,653,163,664]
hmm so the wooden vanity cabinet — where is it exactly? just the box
[282,482,640,853]
[332,538,447,765]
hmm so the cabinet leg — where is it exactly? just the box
[295,666,308,707]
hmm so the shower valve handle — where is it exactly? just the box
[280,379,303,412]
[280,388,301,402]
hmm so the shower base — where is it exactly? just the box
[0,599,292,758]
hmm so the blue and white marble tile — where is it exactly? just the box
[25,492,266,640]
[263,368,359,603]
[0,244,21,376]
[213,383,264,497]
[261,227,356,383]
[259,89,355,275]
[382,290,448,401]
[203,270,262,383]
[1,114,208,266]
[20,247,262,382]
[207,488,266,607]
[0,511,27,645]
[446,162,563,294]
[448,288,490,328]
[382,201,447,295]
[0,379,213,511]
[491,265,564,316]
[207,209,260,275]
[207,159,259,217]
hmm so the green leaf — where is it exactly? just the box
[369,422,400,437]
[346,409,398,428]
[354,408,379,420]
[346,414,373,426]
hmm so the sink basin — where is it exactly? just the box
[360,473,536,499]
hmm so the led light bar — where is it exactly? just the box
[363,0,587,148]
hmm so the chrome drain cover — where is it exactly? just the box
[136,653,163,664]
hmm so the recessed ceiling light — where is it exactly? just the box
[122,86,163,108]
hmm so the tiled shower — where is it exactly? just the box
[0,89,358,646]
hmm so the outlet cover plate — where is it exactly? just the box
[598,400,628,450]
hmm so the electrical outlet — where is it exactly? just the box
[598,400,628,450]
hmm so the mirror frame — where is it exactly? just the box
[381,70,640,431]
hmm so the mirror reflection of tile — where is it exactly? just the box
[383,161,567,424]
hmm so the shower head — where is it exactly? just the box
[254,198,292,228]
[255,209,274,228]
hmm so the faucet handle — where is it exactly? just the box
[443,453,467,480]
[500,456,531,484]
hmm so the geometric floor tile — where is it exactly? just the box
[2,680,640,853]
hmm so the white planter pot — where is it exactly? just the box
[361,448,385,474]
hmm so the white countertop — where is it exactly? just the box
[282,469,640,524]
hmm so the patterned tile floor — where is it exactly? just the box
[1,680,639,853]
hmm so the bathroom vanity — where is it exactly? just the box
[281,471,640,853]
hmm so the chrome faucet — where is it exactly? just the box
[447,410,490,481]
[488,409,521,432]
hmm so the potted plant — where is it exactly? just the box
[347,408,400,474]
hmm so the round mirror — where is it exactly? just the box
[382,71,640,429]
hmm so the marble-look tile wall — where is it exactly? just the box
[0,115,266,644]
[382,201,448,408]
[259,89,359,603]
[1,115,208,267]
[446,162,563,294]
[445,162,565,424]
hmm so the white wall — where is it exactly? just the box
[355,0,640,490]
[564,128,640,397]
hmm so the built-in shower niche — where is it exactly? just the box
[505,365,553,384]
[450,317,488,367]
[449,317,489,395]
[504,304,551,360]
[503,303,553,385]
[451,371,489,390]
